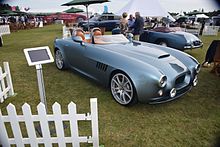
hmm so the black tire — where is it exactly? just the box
[157,39,168,47]
[110,72,137,106]
[55,49,66,70]
[159,41,168,47]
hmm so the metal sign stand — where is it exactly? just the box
[23,46,56,136]
[35,64,47,111]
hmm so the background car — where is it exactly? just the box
[54,28,200,106]
[44,13,87,23]
[139,26,203,51]
[78,13,120,31]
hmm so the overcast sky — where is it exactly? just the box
[4,0,219,13]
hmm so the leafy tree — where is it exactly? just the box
[0,3,11,10]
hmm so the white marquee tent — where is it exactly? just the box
[196,14,209,19]
[116,0,175,21]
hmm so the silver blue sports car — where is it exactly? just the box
[54,28,200,106]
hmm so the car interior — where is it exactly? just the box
[73,27,102,43]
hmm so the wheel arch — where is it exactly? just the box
[155,38,169,46]
[109,69,138,93]
[54,46,69,69]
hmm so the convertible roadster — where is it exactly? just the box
[139,27,203,51]
[54,28,200,106]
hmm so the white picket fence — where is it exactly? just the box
[63,26,71,38]
[0,25,11,35]
[203,26,219,36]
[0,98,99,147]
[0,62,14,103]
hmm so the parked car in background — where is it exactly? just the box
[212,14,220,26]
[139,26,203,51]
[78,13,120,31]
[44,13,86,24]
[54,28,200,106]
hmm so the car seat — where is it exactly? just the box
[91,28,102,44]
[92,28,102,36]
[73,28,85,41]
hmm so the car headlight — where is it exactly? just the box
[193,75,198,87]
[195,64,201,74]
[170,88,177,98]
[158,75,167,88]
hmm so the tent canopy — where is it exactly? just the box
[196,14,209,19]
[62,0,109,6]
[116,0,175,21]
[64,7,84,13]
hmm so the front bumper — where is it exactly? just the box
[184,42,203,49]
[148,84,192,104]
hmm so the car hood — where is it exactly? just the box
[97,42,188,75]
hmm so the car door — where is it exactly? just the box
[64,40,87,71]
[82,45,110,84]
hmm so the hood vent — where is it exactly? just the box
[96,62,108,72]
[158,54,170,59]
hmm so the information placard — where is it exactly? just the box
[24,46,54,66]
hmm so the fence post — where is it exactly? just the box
[90,98,99,147]
[0,109,10,147]
[4,62,14,96]
[53,102,66,147]
[68,102,80,147]
[0,67,3,102]
[37,103,52,147]
[7,103,24,146]
[22,103,38,146]
[0,66,7,100]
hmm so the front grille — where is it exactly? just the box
[175,74,186,87]
[193,40,201,46]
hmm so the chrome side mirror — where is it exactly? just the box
[127,33,133,42]
[72,36,85,46]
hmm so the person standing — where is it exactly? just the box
[128,14,135,31]
[199,18,206,35]
[132,12,144,40]
[119,12,128,35]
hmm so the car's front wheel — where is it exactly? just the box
[110,72,137,106]
[55,49,66,70]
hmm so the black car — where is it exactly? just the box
[78,13,120,31]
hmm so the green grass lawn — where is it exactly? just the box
[0,24,220,146]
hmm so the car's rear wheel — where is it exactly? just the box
[159,41,168,47]
[110,72,137,106]
[55,49,66,70]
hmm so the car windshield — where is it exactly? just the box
[94,34,129,44]
[90,15,100,21]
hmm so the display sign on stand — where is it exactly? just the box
[24,46,54,111]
